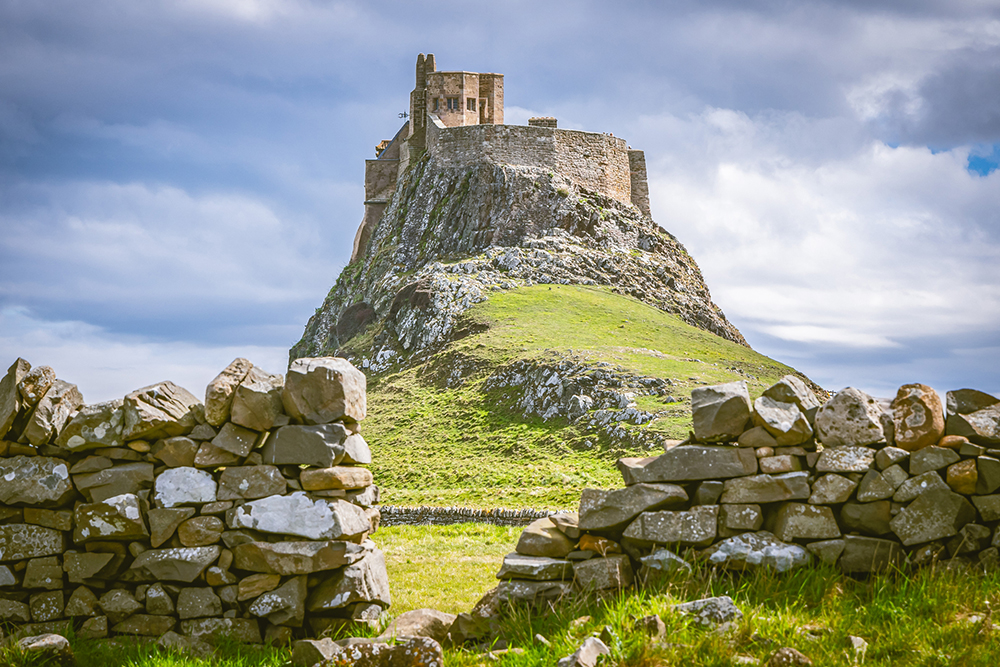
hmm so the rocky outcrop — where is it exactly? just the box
[291,158,746,373]
[0,355,387,644]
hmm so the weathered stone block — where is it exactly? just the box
[204,358,252,427]
[909,446,960,475]
[815,446,876,473]
[691,381,752,442]
[772,503,840,542]
[578,483,687,532]
[838,535,904,573]
[0,524,66,561]
[890,488,976,546]
[573,554,633,591]
[720,472,811,504]
[516,517,575,558]
[306,549,391,612]
[229,493,369,541]
[815,388,884,447]
[217,465,286,500]
[232,539,371,575]
[0,456,73,506]
[753,396,812,446]
[808,473,857,505]
[622,506,718,547]
[892,383,945,451]
[122,381,200,441]
[623,445,757,484]
[283,357,367,425]
[261,424,347,468]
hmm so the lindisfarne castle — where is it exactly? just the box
[351,53,651,264]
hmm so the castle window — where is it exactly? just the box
[447,97,460,111]
[467,97,476,112]
[433,98,439,111]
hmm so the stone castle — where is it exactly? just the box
[351,53,651,264]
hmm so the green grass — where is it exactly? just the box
[364,284,805,509]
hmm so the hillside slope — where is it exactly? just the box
[292,155,822,508]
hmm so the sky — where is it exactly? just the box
[1,0,998,403]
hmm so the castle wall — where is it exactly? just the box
[426,121,632,204]
[628,150,651,217]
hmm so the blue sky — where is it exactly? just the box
[1,0,998,402]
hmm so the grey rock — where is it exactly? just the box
[639,548,692,577]
[0,358,30,439]
[210,421,259,457]
[702,532,811,572]
[306,548,391,612]
[147,507,195,548]
[495,579,573,605]
[0,598,31,622]
[815,446,876,473]
[805,539,845,566]
[376,608,457,643]
[720,472,811,504]
[738,426,779,449]
[127,546,220,582]
[773,503,840,542]
[99,589,142,624]
[838,535,904,573]
[64,552,115,583]
[15,634,74,666]
[321,638,444,667]
[145,583,175,615]
[229,493,369,541]
[909,446,960,475]
[122,381,200,441]
[948,404,1000,446]
[622,506,718,547]
[718,503,763,537]
[261,424,348,468]
[74,493,149,543]
[977,456,1000,494]
[342,432,373,464]
[573,554,634,591]
[947,523,991,556]
[693,480,725,505]
[840,500,892,536]
[578,483,687,532]
[150,436,199,467]
[893,470,949,502]
[64,587,99,617]
[808,474,857,505]
[890,488,976,546]
[232,539,371,575]
[153,466,217,508]
[22,379,84,446]
[753,396,812,446]
[557,636,610,667]
[763,375,821,411]
[282,356,367,425]
[230,366,285,432]
[291,638,339,667]
[204,358,253,427]
[56,400,124,451]
[876,446,909,470]
[74,461,154,503]
[497,553,573,580]
[691,381,752,442]
[815,388,884,447]
[217,465,286,500]
[248,575,306,626]
[179,617,262,644]
[623,445,757,483]
[0,456,73,506]
[29,590,65,622]
[112,614,177,636]
[0,524,66,561]
[856,469,895,502]
[972,494,1000,522]
[673,595,743,626]
[516,517,575,557]
[24,556,62,589]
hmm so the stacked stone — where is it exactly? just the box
[0,355,388,645]
[496,377,1000,601]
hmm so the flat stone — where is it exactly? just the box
[703,531,811,572]
[718,504,763,537]
[946,459,978,495]
[74,493,148,543]
[145,583,175,615]
[342,433,372,465]
[232,539,371,575]
[692,480,725,505]
[210,422,259,457]
[177,516,224,547]
[815,388,884,447]
[638,548,692,579]
[578,483,687,532]
[229,493,369,541]
[808,474,857,504]
[179,617,262,644]
[16,633,75,665]
[0,456,73,506]
[815,446,876,473]
[691,381,752,442]
[0,524,66,561]
[261,424,348,468]
[29,590,64,621]
[972,494,1000,522]
[720,472,811,504]
[150,436,199,467]
[773,504,840,542]
[237,573,282,601]
[495,579,573,605]
[321,637,444,667]
[673,595,743,626]
[840,501,892,535]
[738,426,779,449]
[759,455,801,474]
[0,598,31,622]
[573,554,633,591]
[73,462,154,503]
[113,613,177,636]
[69,455,112,474]
[622,506,718,547]
[306,548,391,612]
[910,446,960,475]
[977,456,1000,494]
[948,404,1000,446]
[99,589,142,623]
[64,586,99,616]
[890,488,976,546]
[856,469,895,502]
[377,608,457,644]
[623,445,757,484]
[876,446,909,470]
[24,556,62,589]
[22,379,84,446]
[516,517,575,557]
[193,441,242,467]
[217,465,286,500]
[205,358,253,426]
[128,546,220,582]
[893,470,949,502]
[838,535,904,573]
[177,587,222,619]
[64,552,115,583]
[122,381,200,441]
[148,507,196,548]
[23,507,73,532]
[153,467,217,508]
[892,383,945,451]
[248,575,306,626]
[805,539,845,566]
[56,399,124,451]
[283,356,367,425]
[230,366,285,432]
[497,553,573,580]
[753,396,812,446]
[301,466,374,491]
[0,358,30,439]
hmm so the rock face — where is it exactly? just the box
[0,354,387,645]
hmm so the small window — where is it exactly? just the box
[447,97,460,111]
[467,97,476,111]
[433,98,439,111]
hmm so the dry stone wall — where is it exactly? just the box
[495,377,1000,603]
[0,356,387,645]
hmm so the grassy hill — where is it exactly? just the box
[362,283,813,509]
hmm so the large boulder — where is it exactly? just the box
[282,357,367,425]
[22,379,84,446]
[55,400,125,451]
[691,381,752,442]
[122,381,200,441]
[814,388,884,447]
[229,493,369,541]
[891,383,945,451]
[578,483,688,532]
[204,358,252,426]
[753,397,813,446]
[620,445,757,484]
[230,366,285,432]
[0,456,73,506]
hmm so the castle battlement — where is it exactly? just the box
[351,54,650,263]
